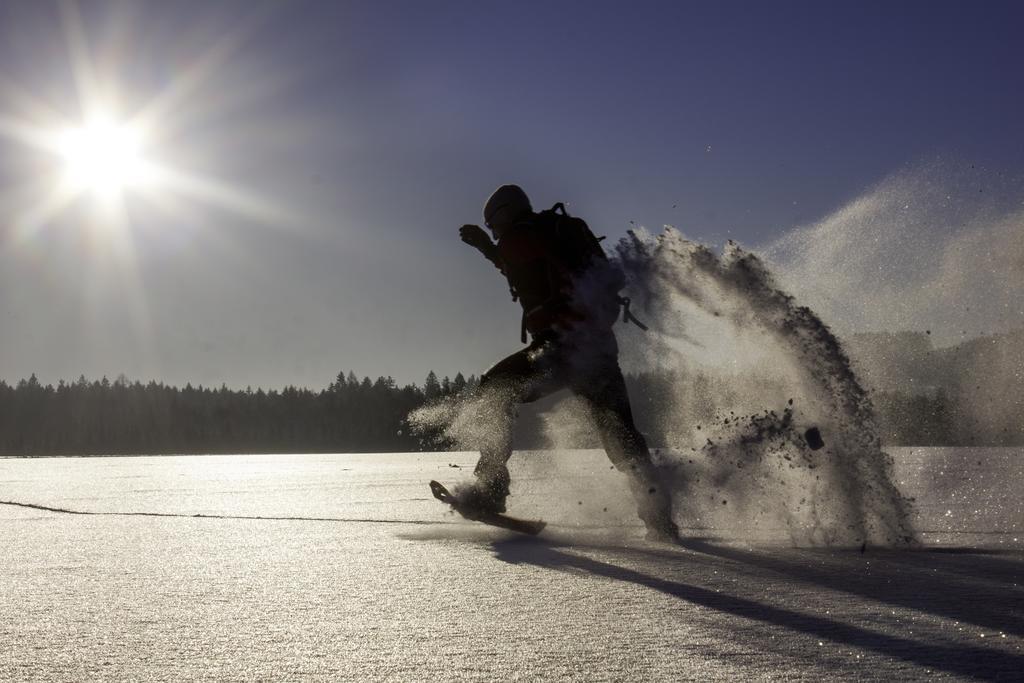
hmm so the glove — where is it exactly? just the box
[459,224,493,252]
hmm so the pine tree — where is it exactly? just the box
[423,371,441,401]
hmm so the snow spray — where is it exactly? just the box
[610,228,917,547]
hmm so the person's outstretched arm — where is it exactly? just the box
[459,224,503,270]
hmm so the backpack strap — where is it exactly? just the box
[618,296,649,331]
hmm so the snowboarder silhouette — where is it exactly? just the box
[454,184,678,541]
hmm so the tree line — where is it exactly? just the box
[0,371,473,456]
[0,365,1016,456]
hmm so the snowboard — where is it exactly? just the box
[429,480,547,535]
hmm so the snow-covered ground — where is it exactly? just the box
[1,449,1021,681]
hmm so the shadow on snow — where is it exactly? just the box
[490,536,1023,679]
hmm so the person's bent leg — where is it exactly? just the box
[466,342,560,513]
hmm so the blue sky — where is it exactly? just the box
[0,0,1022,388]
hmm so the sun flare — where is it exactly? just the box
[56,115,151,199]
[0,3,289,243]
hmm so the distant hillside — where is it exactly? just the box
[845,329,1024,445]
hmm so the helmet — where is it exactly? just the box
[483,184,532,230]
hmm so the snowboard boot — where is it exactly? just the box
[459,462,511,515]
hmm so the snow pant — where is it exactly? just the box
[473,329,672,524]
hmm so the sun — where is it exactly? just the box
[56,113,151,199]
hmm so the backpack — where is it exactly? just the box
[536,203,609,275]
[534,203,648,334]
